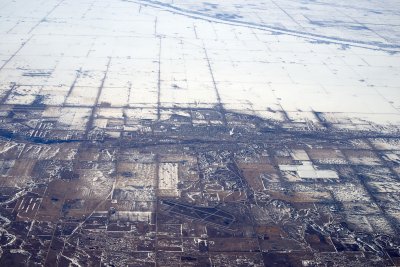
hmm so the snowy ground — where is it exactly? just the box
[0,2,400,265]
[0,0,399,126]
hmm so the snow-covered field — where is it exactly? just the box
[0,0,399,126]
